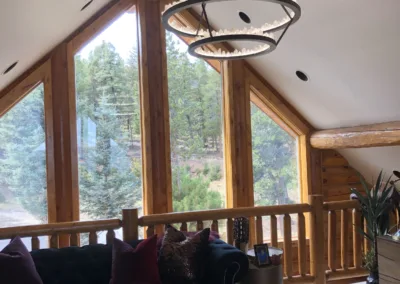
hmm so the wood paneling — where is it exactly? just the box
[311,121,400,149]
[137,0,172,218]
[377,236,400,284]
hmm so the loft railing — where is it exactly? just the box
[0,195,368,284]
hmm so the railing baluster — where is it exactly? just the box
[31,236,40,250]
[283,214,293,278]
[180,222,187,232]
[146,225,155,237]
[328,210,337,271]
[196,220,203,231]
[106,229,115,245]
[270,215,278,247]
[70,233,79,246]
[256,216,263,244]
[89,231,98,244]
[341,209,349,270]
[353,209,362,268]
[211,220,219,233]
[227,218,233,245]
[297,213,306,276]
[50,233,59,248]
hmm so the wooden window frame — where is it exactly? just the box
[0,60,56,223]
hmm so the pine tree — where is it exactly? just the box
[0,85,48,222]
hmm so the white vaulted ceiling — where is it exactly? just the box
[0,0,399,179]
[0,0,112,89]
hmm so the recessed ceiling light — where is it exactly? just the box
[296,70,309,82]
[238,11,251,24]
[81,0,93,11]
[2,61,18,75]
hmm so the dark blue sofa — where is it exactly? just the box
[30,239,249,284]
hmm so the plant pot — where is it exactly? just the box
[367,272,379,284]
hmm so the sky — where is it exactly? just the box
[77,12,188,60]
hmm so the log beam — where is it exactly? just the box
[310,121,400,149]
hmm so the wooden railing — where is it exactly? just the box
[0,196,369,283]
[323,200,368,282]
[0,219,122,249]
[138,201,315,284]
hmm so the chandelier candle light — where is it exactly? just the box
[161,0,301,60]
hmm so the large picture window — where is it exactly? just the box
[251,102,300,239]
[74,9,142,229]
[0,84,48,249]
[166,32,225,213]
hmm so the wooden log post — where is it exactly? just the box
[309,195,326,284]
[284,214,293,278]
[310,121,400,149]
[50,42,80,247]
[271,215,278,247]
[353,209,362,268]
[122,208,139,242]
[137,0,172,234]
[222,59,254,244]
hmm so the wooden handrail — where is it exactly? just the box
[138,203,312,226]
[0,219,121,239]
[323,200,360,211]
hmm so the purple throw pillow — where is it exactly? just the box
[0,236,43,284]
[110,235,161,284]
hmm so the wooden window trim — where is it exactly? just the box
[0,60,56,224]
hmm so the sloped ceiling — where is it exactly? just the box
[0,0,399,180]
[0,0,112,90]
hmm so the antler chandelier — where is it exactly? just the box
[162,0,301,60]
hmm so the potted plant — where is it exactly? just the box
[351,171,395,284]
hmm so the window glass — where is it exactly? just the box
[251,102,299,239]
[166,32,225,213]
[0,84,48,249]
[75,10,142,243]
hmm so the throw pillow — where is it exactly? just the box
[0,236,43,284]
[110,235,161,284]
[158,226,210,284]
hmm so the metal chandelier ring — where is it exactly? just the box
[162,0,301,38]
[188,34,277,60]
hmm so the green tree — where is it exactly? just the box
[76,42,142,219]
[0,85,48,222]
[251,103,298,206]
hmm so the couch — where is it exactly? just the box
[30,238,249,284]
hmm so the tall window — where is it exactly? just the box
[166,32,225,214]
[251,102,299,239]
[0,84,48,249]
[74,9,142,229]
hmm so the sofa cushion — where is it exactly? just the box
[31,240,141,284]
[0,236,43,284]
[158,227,210,283]
[110,235,161,284]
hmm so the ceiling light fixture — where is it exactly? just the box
[81,0,93,11]
[2,61,18,75]
[161,0,301,60]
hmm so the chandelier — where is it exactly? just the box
[161,0,301,60]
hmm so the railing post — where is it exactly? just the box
[123,208,139,242]
[309,195,326,284]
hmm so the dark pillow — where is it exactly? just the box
[156,226,219,250]
[110,235,161,284]
[0,236,43,284]
[158,226,210,284]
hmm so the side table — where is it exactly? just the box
[240,247,283,284]
[240,263,283,284]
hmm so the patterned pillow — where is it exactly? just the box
[158,226,210,284]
